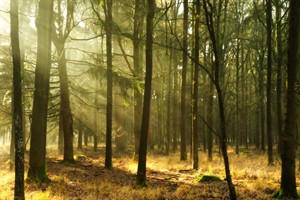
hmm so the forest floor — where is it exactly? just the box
[0,145,299,200]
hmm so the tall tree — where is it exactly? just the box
[266,0,273,165]
[133,0,144,159]
[203,0,237,199]
[192,0,200,170]
[274,0,300,198]
[52,0,75,162]
[27,0,53,182]
[275,0,283,154]
[136,0,154,186]
[180,0,188,161]
[10,0,25,198]
[105,0,113,169]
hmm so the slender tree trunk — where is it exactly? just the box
[275,0,283,155]
[78,128,82,150]
[58,114,64,154]
[203,1,236,199]
[166,54,171,156]
[235,40,240,155]
[136,0,154,186]
[192,0,200,170]
[94,77,98,152]
[28,0,53,182]
[180,0,188,161]
[84,130,88,146]
[172,51,178,152]
[105,0,113,169]
[10,0,25,198]
[266,0,273,165]
[258,52,266,151]
[133,0,144,159]
[274,0,299,197]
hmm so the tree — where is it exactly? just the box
[105,0,113,169]
[27,0,53,182]
[275,0,283,154]
[180,0,188,161]
[192,0,200,170]
[266,0,273,165]
[10,0,25,198]
[136,0,154,186]
[274,0,300,198]
[133,0,144,159]
[52,0,75,163]
[203,0,237,199]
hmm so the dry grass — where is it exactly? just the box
[0,145,299,199]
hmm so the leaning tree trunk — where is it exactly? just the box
[136,0,154,186]
[10,0,25,198]
[203,0,237,199]
[27,0,53,182]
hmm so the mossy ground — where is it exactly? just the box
[1,145,300,199]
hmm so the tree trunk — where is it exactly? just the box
[266,0,273,165]
[78,128,83,150]
[57,43,74,162]
[192,0,200,170]
[203,1,236,199]
[10,0,25,198]
[180,0,188,161]
[136,0,154,186]
[105,0,113,169]
[275,0,283,155]
[258,51,266,151]
[235,40,240,155]
[274,0,300,198]
[27,0,53,182]
[58,114,64,154]
[133,0,144,160]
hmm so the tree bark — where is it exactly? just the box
[275,0,283,155]
[266,0,273,165]
[57,43,74,162]
[136,0,154,186]
[133,0,144,160]
[275,0,300,198]
[192,0,200,170]
[27,0,53,182]
[105,0,113,169]
[10,0,25,198]
[180,0,188,161]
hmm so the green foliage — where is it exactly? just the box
[196,174,222,183]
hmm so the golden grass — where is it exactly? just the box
[0,146,299,199]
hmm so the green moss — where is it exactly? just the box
[105,165,113,170]
[272,188,299,199]
[196,174,222,183]
[27,164,50,184]
[136,177,147,188]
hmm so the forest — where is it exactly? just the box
[0,0,300,199]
